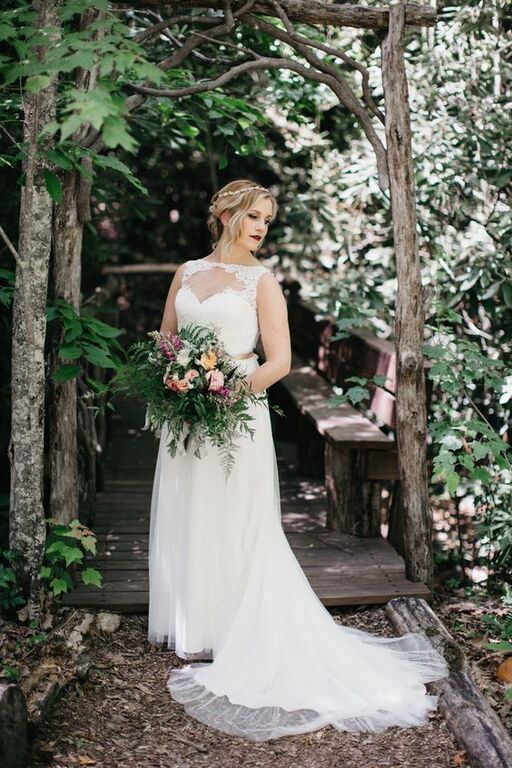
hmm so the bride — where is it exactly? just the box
[147,178,450,741]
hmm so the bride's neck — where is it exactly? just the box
[211,244,255,265]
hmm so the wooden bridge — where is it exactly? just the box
[63,394,430,612]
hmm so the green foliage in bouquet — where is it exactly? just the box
[111,323,283,479]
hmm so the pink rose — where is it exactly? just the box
[184,369,200,388]
[164,376,179,391]
[205,368,225,392]
[175,379,188,393]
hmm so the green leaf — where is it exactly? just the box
[58,344,82,360]
[80,536,97,555]
[81,568,102,587]
[502,283,512,308]
[92,154,148,194]
[446,470,460,495]
[45,541,84,566]
[472,442,491,461]
[82,345,118,369]
[347,385,369,405]
[63,319,83,343]
[440,434,463,451]
[102,116,138,152]
[46,148,74,171]
[49,577,69,596]
[25,74,53,93]
[83,316,123,338]
[484,641,512,653]
[472,466,491,484]
[52,363,81,382]
[44,169,62,203]
[423,344,447,360]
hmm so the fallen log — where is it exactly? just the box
[0,682,27,768]
[386,596,512,768]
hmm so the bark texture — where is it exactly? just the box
[387,597,512,768]
[47,7,101,523]
[381,5,433,587]
[8,0,61,608]
[129,0,437,30]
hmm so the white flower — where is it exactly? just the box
[176,346,192,367]
[499,375,512,405]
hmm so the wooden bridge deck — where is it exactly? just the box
[62,396,430,612]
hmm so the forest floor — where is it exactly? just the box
[16,592,509,768]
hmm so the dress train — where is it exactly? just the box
[148,354,449,741]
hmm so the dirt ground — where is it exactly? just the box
[26,600,477,768]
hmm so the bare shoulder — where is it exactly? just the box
[170,261,189,291]
[256,269,286,311]
[173,260,190,276]
[257,268,283,293]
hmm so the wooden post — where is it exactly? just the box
[325,443,382,537]
[381,4,433,588]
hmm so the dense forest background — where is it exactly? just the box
[0,0,511,612]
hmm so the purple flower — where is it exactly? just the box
[170,334,183,350]
[160,341,175,360]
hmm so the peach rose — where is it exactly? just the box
[175,379,189,393]
[199,349,217,370]
[205,368,225,392]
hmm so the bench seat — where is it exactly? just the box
[273,352,399,537]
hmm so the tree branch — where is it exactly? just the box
[0,224,23,269]
[247,3,388,188]
[131,14,221,45]
[247,8,384,123]
[111,0,437,31]
[125,54,342,97]
[83,0,257,151]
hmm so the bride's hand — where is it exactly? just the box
[234,377,252,394]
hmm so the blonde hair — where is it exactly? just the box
[207,179,278,262]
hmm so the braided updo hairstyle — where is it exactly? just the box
[207,179,277,262]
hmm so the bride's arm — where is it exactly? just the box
[242,272,292,395]
[159,263,187,336]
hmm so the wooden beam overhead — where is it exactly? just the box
[110,1,437,30]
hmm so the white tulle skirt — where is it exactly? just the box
[148,354,450,741]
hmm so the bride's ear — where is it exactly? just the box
[220,211,231,227]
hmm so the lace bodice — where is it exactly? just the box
[174,259,270,357]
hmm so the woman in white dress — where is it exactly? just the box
[148,178,450,741]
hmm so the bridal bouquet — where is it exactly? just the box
[112,323,276,479]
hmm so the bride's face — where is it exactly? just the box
[236,197,274,251]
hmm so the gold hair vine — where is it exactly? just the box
[216,185,269,199]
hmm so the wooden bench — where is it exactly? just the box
[266,279,433,544]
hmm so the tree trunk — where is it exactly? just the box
[47,7,101,523]
[47,170,82,524]
[8,0,61,611]
[381,4,433,588]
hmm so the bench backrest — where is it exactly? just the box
[281,279,433,431]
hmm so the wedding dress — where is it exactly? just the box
[148,258,450,741]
